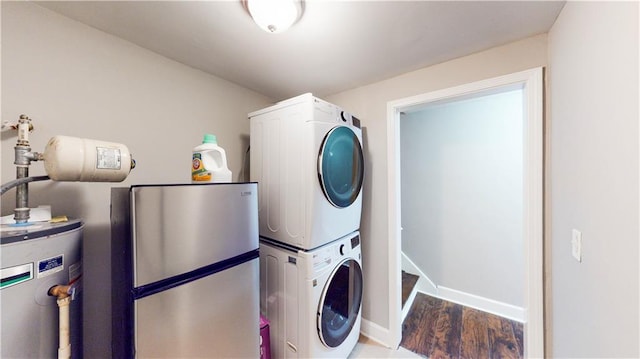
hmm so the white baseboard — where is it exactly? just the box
[436,286,525,323]
[360,318,394,349]
[402,252,525,322]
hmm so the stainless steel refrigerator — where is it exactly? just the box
[111,183,259,358]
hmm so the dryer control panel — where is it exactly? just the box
[311,247,333,273]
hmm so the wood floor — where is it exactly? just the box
[401,292,523,359]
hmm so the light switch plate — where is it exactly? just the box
[571,229,582,262]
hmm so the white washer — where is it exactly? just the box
[260,231,363,359]
[249,93,364,250]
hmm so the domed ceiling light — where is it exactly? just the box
[244,0,304,34]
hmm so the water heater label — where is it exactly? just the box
[37,255,64,278]
[1,263,33,289]
[96,147,122,170]
[69,261,82,283]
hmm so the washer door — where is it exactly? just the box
[318,126,364,208]
[317,258,363,348]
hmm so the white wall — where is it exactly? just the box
[325,34,548,338]
[401,89,524,307]
[547,2,639,357]
[1,3,272,357]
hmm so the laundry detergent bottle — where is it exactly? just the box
[191,134,232,183]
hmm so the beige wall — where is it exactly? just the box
[547,2,639,357]
[1,3,271,357]
[325,33,548,336]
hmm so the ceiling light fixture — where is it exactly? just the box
[244,0,303,34]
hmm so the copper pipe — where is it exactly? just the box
[48,285,71,299]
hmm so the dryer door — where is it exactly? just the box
[317,258,363,348]
[318,126,364,208]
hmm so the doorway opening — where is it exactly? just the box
[386,67,544,358]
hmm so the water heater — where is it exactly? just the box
[0,219,83,358]
[0,114,134,358]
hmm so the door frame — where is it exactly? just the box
[386,67,544,358]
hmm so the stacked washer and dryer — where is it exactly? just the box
[249,93,365,358]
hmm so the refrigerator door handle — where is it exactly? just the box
[132,249,259,300]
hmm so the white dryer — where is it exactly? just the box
[250,93,364,250]
[260,231,363,359]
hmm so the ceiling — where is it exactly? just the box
[35,1,565,101]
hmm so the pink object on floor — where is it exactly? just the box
[260,315,271,359]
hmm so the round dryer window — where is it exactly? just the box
[318,126,364,208]
[317,258,363,348]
